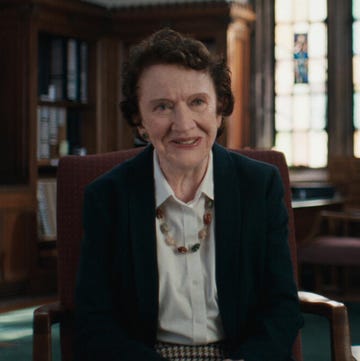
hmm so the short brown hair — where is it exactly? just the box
[120,28,234,137]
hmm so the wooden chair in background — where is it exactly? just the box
[298,209,360,300]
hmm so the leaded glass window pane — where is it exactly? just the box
[309,0,327,22]
[355,91,360,157]
[354,1,360,157]
[274,0,327,167]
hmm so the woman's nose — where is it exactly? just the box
[172,104,196,131]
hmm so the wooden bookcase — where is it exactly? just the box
[0,0,106,295]
[0,0,255,297]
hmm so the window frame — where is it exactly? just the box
[250,0,354,173]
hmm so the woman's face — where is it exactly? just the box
[137,64,221,175]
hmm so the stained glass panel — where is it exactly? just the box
[294,34,309,83]
[274,0,327,167]
[355,131,360,157]
[275,96,292,131]
[293,95,310,130]
[354,2,360,157]
[310,94,327,129]
[309,131,327,167]
[354,0,360,19]
[355,93,360,129]
[293,132,309,165]
[275,24,293,59]
[354,56,360,91]
[354,21,360,55]
[308,59,327,84]
[308,23,327,57]
[275,0,293,23]
[294,0,308,21]
[275,61,294,94]
[355,92,360,158]
[308,0,327,21]
[275,132,293,164]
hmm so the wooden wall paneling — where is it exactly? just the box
[110,3,231,42]
[94,37,129,152]
[327,0,353,157]
[116,42,136,150]
[251,0,274,149]
[31,0,107,39]
[226,6,256,149]
[0,191,36,296]
[0,14,31,185]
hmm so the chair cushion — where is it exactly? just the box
[298,236,360,265]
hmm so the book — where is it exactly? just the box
[49,107,59,159]
[50,37,66,101]
[38,33,51,99]
[79,41,88,103]
[37,179,57,240]
[67,110,81,154]
[58,107,69,157]
[67,38,78,101]
[37,105,68,160]
[38,106,50,159]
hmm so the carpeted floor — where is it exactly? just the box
[0,306,60,361]
[0,303,359,361]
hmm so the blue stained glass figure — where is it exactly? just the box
[294,33,309,83]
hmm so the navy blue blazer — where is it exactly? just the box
[75,144,303,361]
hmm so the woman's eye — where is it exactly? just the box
[192,98,204,105]
[154,102,172,113]
[191,98,207,107]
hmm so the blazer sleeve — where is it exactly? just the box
[74,184,165,361]
[228,167,303,361]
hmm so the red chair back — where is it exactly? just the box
[56,147,302,361]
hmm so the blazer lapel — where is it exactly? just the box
[213,144,245,337]
[127,145,159,343]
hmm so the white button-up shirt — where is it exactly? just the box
[154,150,225,345]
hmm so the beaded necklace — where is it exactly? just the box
[156,197,214,254]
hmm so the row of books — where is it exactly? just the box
[37,179,57,240]
[38,33,88,103]
[37,105,82,161]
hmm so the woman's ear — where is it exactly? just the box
[137,125,149,142]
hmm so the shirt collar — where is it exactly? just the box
[153,150,214,207]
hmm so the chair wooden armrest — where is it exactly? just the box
[320,210,360,222]
[33,302,64,361]
[298,291,355,361]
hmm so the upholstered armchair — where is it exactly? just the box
[33,147,355,361]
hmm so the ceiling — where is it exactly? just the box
[81,0,248,9]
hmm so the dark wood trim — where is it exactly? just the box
[250,0,274,149]
[327,0,354,157]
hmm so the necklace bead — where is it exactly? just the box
[156,197,213,254]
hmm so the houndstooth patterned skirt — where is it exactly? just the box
[154,341,225,361]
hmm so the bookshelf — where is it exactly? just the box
[0,0,255,297]
[0,0,107,296]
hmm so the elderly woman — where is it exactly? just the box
[75,28,303,361]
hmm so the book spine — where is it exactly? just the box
[58,107,69,157]
[80,41,88,103]
[38,106,50,160]
[50,37,66,101]
[49,107,59,159]
[67,38,78,101]
[37,179,57,239]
